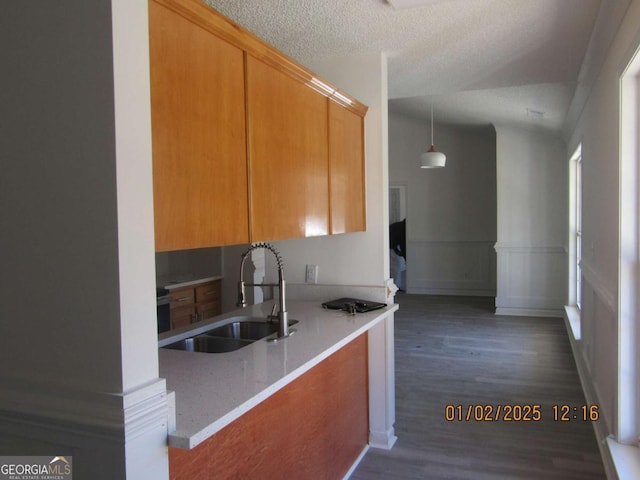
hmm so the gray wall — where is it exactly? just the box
[564,0,640,457]
[0,2,168,478]
[388,110,497,296]
[223,52,393,306]
[494,126,568,316]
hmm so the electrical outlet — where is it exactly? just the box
[305,264,318,284]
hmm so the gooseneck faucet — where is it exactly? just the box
[237,243,289,338]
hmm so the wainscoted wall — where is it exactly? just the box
[565,262,618,476]
[495,126,568,317]
[494,243,567,317]
[407,241,496,295]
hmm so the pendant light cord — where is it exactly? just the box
[430,104,434,145]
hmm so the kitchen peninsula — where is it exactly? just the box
[159,299,398,478]
[149,0,395,476]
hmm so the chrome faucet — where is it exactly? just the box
[237,243,289,338]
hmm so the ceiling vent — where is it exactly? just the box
[527,108,546,120]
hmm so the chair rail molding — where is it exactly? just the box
[580,258,617,314]
[407,240,496,296]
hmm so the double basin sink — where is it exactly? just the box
[163,316,298,353]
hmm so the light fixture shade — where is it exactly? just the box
[420,145,446,168]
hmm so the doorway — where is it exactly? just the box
[389,183,407,291]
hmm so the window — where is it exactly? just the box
[575,151,582,310]
[569,144,582,310]
[618,47,640,447]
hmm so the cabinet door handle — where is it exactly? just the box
[175,296,190,302]
[204,291,216,296]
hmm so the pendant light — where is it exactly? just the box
[420,105,446,168]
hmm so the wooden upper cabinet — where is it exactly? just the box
[246,55,329,241]
[149,0,249,251]
[329,102,366,234]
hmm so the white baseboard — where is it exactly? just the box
[343,444,369,479]
[407,288,496,297]
[563,310,618,480]
[495,307,564,318]
[368,428,398,450]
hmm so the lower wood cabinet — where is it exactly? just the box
[169,333,369,479]
[169,279,221,331]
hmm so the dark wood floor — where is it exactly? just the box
[352,294,606,480]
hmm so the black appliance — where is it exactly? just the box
[321,297,386,313]
[156,287,171,334]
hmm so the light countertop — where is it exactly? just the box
[157,275,223,291]
[158,299,398,449]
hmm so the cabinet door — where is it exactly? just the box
[171,306,195,330]
[195,280,221,303]
[149,1,249,251]
[329,102,366,234]
[246,55,329,241]
[196,301,221,322]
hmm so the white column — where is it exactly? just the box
[0,1,169,478]
[367,313,398,449]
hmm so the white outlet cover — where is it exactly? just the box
[305,264,318,284]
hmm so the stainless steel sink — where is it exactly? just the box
[163,335,253,353]
[203,319,298,341]
[203,321,278,341]
[162,318,299,353]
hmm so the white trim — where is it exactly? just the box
[0,376,169,440]
[495,307,564,318]
[607,437,640,480]
[0,379,170,461]
[618,41,640,447]
[408,287,496,297]
[581,259,617,314]
[565,305,582,340]
[563,311,618,480]
[367,314,398,450]
[368,428,398,449]
[343,445,370,479]
[568,143,582,308]
[493,243,567,254]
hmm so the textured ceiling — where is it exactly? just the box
[204,0,602,133]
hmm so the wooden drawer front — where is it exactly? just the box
[195,280,221,303]
[170,288,195,310]
[170,305,195,330]
[196,300,221,322]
